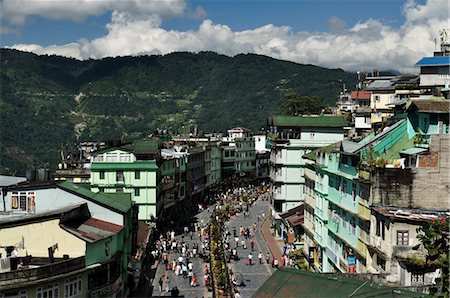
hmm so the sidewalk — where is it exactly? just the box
[260,216,283,261]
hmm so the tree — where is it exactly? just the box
[417,217,449,297]
[280,91,323,115]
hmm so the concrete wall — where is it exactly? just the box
[371,134,450,209]
[0,219,86,258]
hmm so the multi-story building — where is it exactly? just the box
[302,117,416,274]
[254,135,270,180]
[267,115,347,214]
[90,140,159,221]
[221,127,256,177]
[415,40,450,99]
[209,141,222,186]
[0,182,136,296]
[186,147,206,201]
[302,99,449,281]
[367,206,445,290]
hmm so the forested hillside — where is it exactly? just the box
[0,49,356,174]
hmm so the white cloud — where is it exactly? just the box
[0,0,189,25]
[6,0,449,72]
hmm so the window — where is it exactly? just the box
[134,188,140,197]
[411,272,425,285]
[352,183,357,202]
[376,219,385,240]
[36,284,59,298]
[342,211,347,228]
[64,276,82,298]
[135,170,140,179]
[397,230,409,245]
[99,171,105,180]
[11,192,18,209]
[374,95,380,102]
[116,170,124,182]
[116,188,123,193]
[19,192,26,211]
[377,256,386,271]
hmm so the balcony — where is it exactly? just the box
[0,256,85,288]
[270,171,284,182]
[327,220,339,234]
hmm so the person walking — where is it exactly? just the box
[158,277,163,293]
[266,252,270,264]
[248,253,253,265]
[250,239,255,251]
[258,252,263,264]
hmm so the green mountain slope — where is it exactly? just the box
[0,49,355,175]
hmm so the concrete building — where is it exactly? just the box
[367,206,446,290]
[89,140,159,221]
[267,115,347,214]
[0,183,136,297]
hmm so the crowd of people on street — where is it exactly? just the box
[149,180,299,297]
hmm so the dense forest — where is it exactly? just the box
[0,49,356,175]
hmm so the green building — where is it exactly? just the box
[90,140,159,221]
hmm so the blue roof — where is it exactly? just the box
[415,56,450,66]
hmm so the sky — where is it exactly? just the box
[0,0,448,72]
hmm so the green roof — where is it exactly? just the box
[90,162,158,171]
[268,115,348,128]
[302,142,341,161]
[57,181,131,214]
[254,268,426,298]
[399,147,428,155]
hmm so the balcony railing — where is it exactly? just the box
[0,256,85,287]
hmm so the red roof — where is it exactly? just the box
[84,218,123,233]
[61,217,123,243]
[287,214,304,227]
[351,91,371,100]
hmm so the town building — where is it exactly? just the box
[0,181,136,296]
[367,206,446,290]
[267,115,347,214]
[89,140,159,221]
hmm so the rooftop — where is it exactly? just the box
[254,267,424,298]
[268,115,348,128]
[57,181,131,214]
[407,100,450,113]
[60,217,123,243]
[372,206,449,222]
[351,91,371,100]
[415,56,450,66]
[0,175,26,187]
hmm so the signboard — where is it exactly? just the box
[348,265,356,273]
[308,247,314,262]
[347,256,356,266]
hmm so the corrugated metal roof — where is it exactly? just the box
[61,217,123,243]
[58,181,131,214]
[408,100,450,113]
[366,80,395,91]
[268,115,348,128]
[253,267,424,297]
[415,56,450,66]
[351,91,371,100]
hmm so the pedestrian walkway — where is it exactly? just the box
[225,197,276,298]
[151,206,215,298]
[260,216,283,261]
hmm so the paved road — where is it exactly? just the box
[225,197,276,298]
[151,207,215,298]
